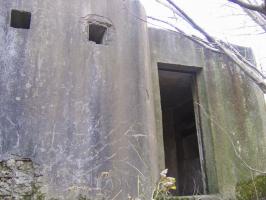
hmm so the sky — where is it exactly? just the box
[139,0,266,74]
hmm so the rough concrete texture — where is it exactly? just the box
[161,195,222,200]
[149,28,266,199]
[1,0,266,199]
[0,0,158,199]
[0,156,42,199]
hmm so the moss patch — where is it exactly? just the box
[31,185,46,200]
[155,197,189,200]
[236,175,266,200]
[155,196,201,200]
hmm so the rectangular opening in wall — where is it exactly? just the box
[10,9,31,29]
[158,68,205,196]
[89,23,107,44]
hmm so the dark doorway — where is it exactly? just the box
[158,69,204,196]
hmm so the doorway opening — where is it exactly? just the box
[158,68,205,196]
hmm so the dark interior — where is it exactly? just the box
[10,9,31,29]
[158,69,204,196]
[89,23,107,44]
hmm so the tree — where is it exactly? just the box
[228,0,266,16]
[227,0,266,34]
[149,0,266,93]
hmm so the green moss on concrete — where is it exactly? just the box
[155,196,217,200]
[77,194,91,200]
[155,197,189,200]
[236,175,266,200]
[22,196,32,200]
[31,185,46,200]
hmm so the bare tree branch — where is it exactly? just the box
[245,9,266,32]
[232,0,266,37]
[148,16,221,52]
[228,0,266,15]
[148,16,182,32]
[157,0,266,93]
[162,0,214,42]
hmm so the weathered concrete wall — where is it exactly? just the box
[0,0,158,199]
[1,0,266,199]
[149,28,266,199]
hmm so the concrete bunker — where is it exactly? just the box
[158,64,205,196]
[1,0,266,198]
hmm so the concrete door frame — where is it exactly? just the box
[157,63,208,195]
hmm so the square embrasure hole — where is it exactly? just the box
[10,9,31,29]
[89,23,107,44]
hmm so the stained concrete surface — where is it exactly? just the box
[149,28,266,199]
[0,0,265,199]
[0,0,157,199]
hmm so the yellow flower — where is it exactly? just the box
[170,185,176,190]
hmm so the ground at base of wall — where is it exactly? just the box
[159,175,266,200]
[155,195,221,200]
[236,175,266,200]
[0,157,43,200]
